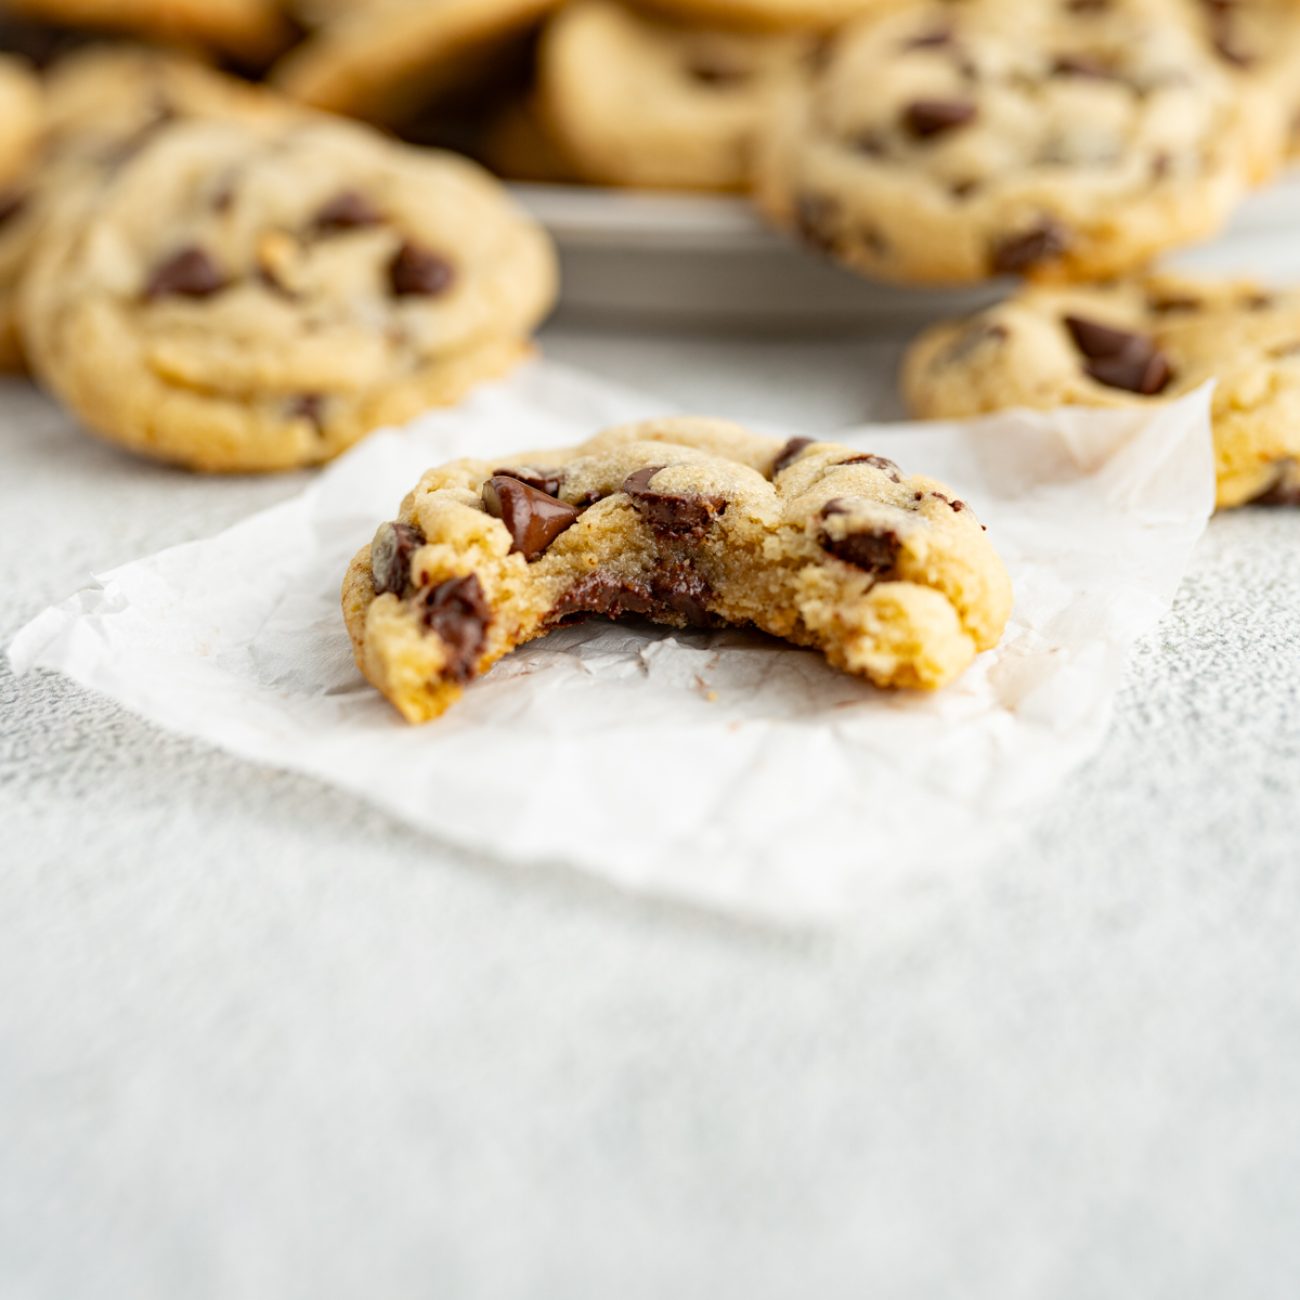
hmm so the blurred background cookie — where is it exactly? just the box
[539,0,813,191]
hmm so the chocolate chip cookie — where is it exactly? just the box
[19,111,557,471]
[755,0,1262,284]
[273,0,561,125]
[342,417,1013,721]
[0,49,286,371]
[2,0,290,59]
[538,0,814,192]
[902,274,1300,508]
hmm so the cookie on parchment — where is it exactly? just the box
[902,274,1300,509]
[273,0,561,126]
[539,0,813,192]
[755,0,1263,285]
[20,112,557,472]
[343,416,1013,722]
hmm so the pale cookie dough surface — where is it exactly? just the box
[3,0,290,58]
[539,0,813,191]
[20,112,557,472]
[273,0,562,125]
[343,416,1013,722]
[634,0,889,32]
[903,274,1300,509]
[0,50,282,372]
[755,0,1261,285]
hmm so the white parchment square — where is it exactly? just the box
[10,362,1215,921]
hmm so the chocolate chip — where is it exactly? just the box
[839,453,902,483]
[371,521,425,596]
[1063,314,1173,394]
[482,475,580,561]
[143,246,227,301]
[990,219,1069,275]
[313,190,385,232]
[852,129,889,158]
[622,466,727,539]
[418,574,491,683]
[949,178,981,200]
[930,491,965,512]
[289,393,326,430]
[795,193,839,255]
[1063,314,1144,360]
[819,502,901,576]
[685,52,750,86]
[903,98,978,139]
[492,465,566,498]
[1086,351,1172,394]
[771,437,814,478]
[0,189,26,227]
[388,242,455,297]
[902,27,953,49]
[1051,54,1115,78]
[550,565,716,629]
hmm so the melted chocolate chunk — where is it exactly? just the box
[622,466,727,539]
[1064,314,1173,395]
[990,219,1069,275]
[550,565,717,629]
[388,242,455,297]
[903,98,978,139]
[482,475,579,561]
[418,574,491,683]
[771,436,814,477]
[838,453,902,483]
[313,190,385,232]
[371,521,425,596]
[143,246,227,301]
[492,465,566,498]
[819,502,901,577]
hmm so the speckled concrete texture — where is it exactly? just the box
[2,328,1299,1300]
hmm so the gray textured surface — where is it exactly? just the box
[3,329,1300,1300]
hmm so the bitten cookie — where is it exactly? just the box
[343,416,1013,721]
[902,274,1300,509]
[0,49,285,371]
[755,0,1262,285]
[539,0,813,192]
[273,0,561,126]
[20,112,557,472]
[2,0,290,59]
